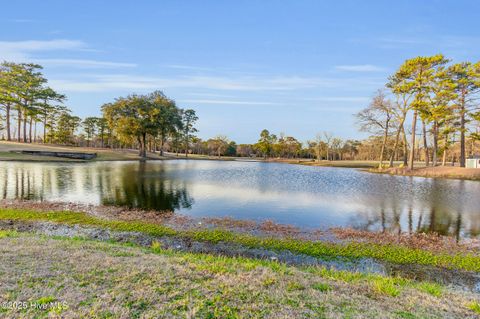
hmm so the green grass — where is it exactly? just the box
[305,266,438,298]
[372,279,401,297]
[0,230,18,238]
[1,208,480,273]
[416,282,443,297]
[311,283,332,292]
[468,301,480,314]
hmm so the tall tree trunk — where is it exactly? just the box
[159,136,165,156]
[459,100,466,167]
[5,105,11,141]
[432,121,439,166]
[23,114,27,143]
[422,120,429,167]
[142,133,147,158]
[137,136,143,157]
[43,115,47,143]
[402,125,408,166]
[29,117,33,143]
[408,110,418,170]
[389,117,405,167]
[34,121,37,143]
[17,108,22,142]
[442,133,448,166]
[379,121,389,167]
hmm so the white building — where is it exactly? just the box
[466,156,480,168]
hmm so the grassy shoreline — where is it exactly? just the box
[370,166,480,181]
[1,208,480,273]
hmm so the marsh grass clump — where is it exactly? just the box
[262,277,277,287]
[468,301,480,314]
[311,282,332,292]
[417,282,443,297]
[371,279,401,297]
[286,281,305,292]
[150,241,162,252]
[0,230,18,238]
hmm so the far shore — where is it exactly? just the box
[1,141,479,181]
[371,166,480,181]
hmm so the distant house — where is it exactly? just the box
[466,156,480,168]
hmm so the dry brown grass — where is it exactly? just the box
[379,166,480,181]
[332,227,480,256]
[0,233,478,318]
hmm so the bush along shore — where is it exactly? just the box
[1,207,480,318]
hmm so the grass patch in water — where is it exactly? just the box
[1,208,480,273]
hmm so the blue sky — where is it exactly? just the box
[1,0,479,143]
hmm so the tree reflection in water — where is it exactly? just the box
[100,161,193,211]
[0,161,193,212]
[352,205,479,240]
[0,161,479,238]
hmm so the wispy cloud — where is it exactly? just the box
[0,39,86,51]
[0,39,134,69]
[49,74,383,93]
[0,39,87,60]
[178,99,279,106]
[335,64,385,72]
[162,64,214,71]
[186,92,236,98]
[33,58,137,68]
[303,97,370,103]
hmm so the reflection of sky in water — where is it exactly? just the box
[1,160,479,237]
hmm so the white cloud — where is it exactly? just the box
[178,99,279,106]
[162,64,214,71]
[33,58,137,68]
[0,39,87,60]
[0,39,134,69]
[49,74,382,93]
[303,97,370,103]
[335,64,385,72]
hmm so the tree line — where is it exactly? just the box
[0,62,199,158]
[1,57,479,164]
[356,55,480,168]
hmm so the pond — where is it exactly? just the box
[1,159,479,237]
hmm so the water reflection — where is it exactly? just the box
[101,162,193,211]
[0,160,479,238]
[0,161,193,212]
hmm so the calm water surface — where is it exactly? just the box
[1,160,479,237]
